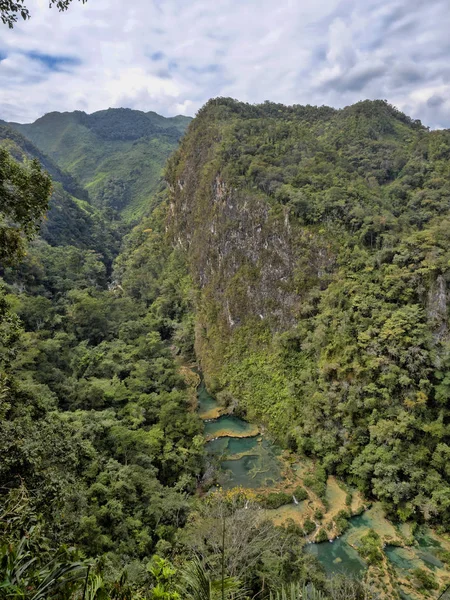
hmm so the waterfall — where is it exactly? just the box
[293,495,299,505]
[244,500,249,509]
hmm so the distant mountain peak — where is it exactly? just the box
[7,108,192,220]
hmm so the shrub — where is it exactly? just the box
[437,549,450,565]
[336,509,351,520]
[303,466,327,499]
[258,492,292,509]
[292,486,308,502]
[412,568,438,591]
[358,529,383,565]
[315,528,329,543]
[335,517,350,535]
[303,519,316,535]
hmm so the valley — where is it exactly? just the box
[2,98,450,598]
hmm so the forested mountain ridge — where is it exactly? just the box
[3,98,450,599]
[167,98,450,529]
[0,123,123,259]
[0,127,206,595]
[6,108,192,221]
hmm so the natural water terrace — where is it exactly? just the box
[200,382,284,489]
[203,415,259,441]
[197,380,450,597]
[305,530,365,578]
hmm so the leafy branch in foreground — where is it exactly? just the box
[0,0,87,28]
[179,556,247,600]
[0,527,87,599]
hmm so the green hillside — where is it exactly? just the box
[3,99,450,599]
[0,124,123,261]
[168,98,450,529]
[8,108,192,221]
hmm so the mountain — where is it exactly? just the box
[7,108,192,220]
[167,97,450,528]
[3,98,450,599]
[0,124,122,261]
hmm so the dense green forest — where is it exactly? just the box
[0,125,208,596]
[4,109,191,221]
[2,99,450,599]
[0,117,362,599]
[168,98,450,530]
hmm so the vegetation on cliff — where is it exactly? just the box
[0,122,344,598]
[2,98,450,598]
[168,97,450,531]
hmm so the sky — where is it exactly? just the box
[1,0,450,127]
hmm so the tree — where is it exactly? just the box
[1,0,87,28]
[0,148,51,263]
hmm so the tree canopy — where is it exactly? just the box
[0,147,51,263]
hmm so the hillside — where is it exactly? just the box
[167,98,450,529]
[2,99,450,599]
[7,108,192,221]
[0,124,123,262]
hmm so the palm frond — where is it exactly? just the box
[30,561,87,600]
[269,582,327,600]
[179,556,247,600]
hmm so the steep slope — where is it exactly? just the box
[167,98,450,528]
[8,108,192,221]
[0,124,122,261]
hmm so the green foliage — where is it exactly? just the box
[269,581,326,600]
[269,575,372,600]
[0,191,204,573]
[303,520,316,536]
[9,109,191,220]
[148,556,180,600]
[357,530,383,566]
[436,549,450,565]
[0,124,124,264]
[178,495,325,597]
[0,542,85,599]
[315,529,328,543]
[5,97,450,598]
[168,97,450,530]
[333,511,350,536]
[302,467,327,501]
[258,492,292,509]
[293,487,308,502]
[0,489,144,599]
[178,556,246,600]
[412,568,438,591]
[0,0,87,28]
[0,146,51,263]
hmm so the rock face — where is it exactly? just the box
[167,126,336,387]
[168,143,335,341]
[427,274,448,341]
[171,174,299,328]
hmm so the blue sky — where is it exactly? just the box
[1,0,450,127]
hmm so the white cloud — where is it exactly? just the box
[1,0,450,127]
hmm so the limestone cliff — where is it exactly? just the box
[166,97,450,527]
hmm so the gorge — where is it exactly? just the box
[2,98,450,599]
